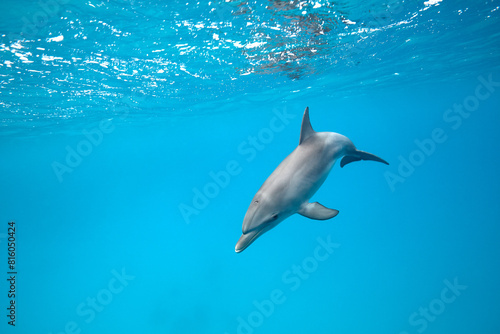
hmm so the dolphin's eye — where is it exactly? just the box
[271,213,278,221]
[254,200,259,204]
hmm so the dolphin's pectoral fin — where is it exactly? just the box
[298,202,339,220]
[340,150,389,168]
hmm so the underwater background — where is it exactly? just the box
[1,0,500,333]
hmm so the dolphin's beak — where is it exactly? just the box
[241,203,259,234]
[235,229,261,253]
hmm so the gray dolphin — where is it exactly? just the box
[235,107,388,253]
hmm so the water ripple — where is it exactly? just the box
[0,0,499,134]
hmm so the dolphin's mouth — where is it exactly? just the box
[241,204,259,234]
[235,227,267,253]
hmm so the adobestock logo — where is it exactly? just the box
[8,0,71,41]
[385,73,499,191]
[48,268,134,334]
[224,235,340,334]
[51,95,134,183]
[345,0,406,65]
[178,107,296,224]
[399,277,467,334]
[51,120,115,183]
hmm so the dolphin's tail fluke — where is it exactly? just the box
[340,150,389,168]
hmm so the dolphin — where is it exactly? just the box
[235,107,388,253]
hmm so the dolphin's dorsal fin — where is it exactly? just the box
[299,107,315,145]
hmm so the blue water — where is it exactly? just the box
[1,0,500,333]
